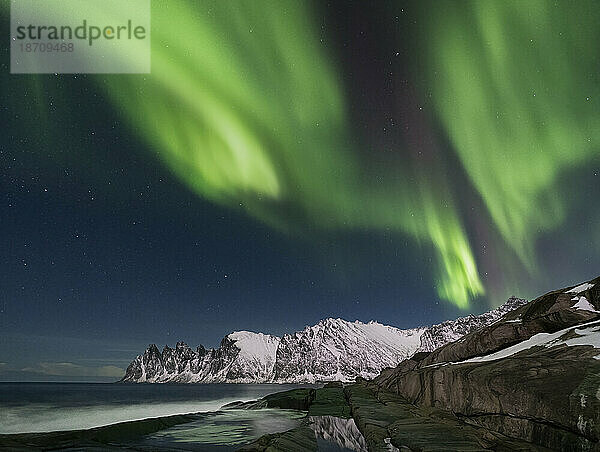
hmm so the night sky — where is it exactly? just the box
[1,0,599,381]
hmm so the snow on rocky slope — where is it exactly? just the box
[224,332,280,382]
[374,276,600,451]
[121,297,527,383]
[273,319,425,382]
[416,296,527,353]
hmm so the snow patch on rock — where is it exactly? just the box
[572,296,599,313]
[567,283,595,294]
[447,320,600,365]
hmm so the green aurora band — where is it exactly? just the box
[105,0,599,307]
[12,0,598,309]
[422,0,600,270]
[101,0,483,308]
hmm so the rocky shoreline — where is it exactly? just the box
[235,276,600,451]
[232,383,547,451]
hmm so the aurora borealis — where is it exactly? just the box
[0,0,599,379]
[424,0,600,269]
[103,0,487,307]
[102,0,598,307]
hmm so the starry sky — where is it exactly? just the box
[1,0,599,381]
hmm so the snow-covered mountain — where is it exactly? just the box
[121,297,528,383]
[273,319,425,382]
[122,332,280,383]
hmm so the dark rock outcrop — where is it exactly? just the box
[345,382,543,451]
[376,276,600,451]
[238,425,318,452]
[237,384,542,451]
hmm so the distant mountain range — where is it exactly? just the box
[121,296,527,383]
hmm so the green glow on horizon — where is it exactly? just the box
[423,0,600,270]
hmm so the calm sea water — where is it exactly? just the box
[0,382,308,435]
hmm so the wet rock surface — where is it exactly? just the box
[238,384,543,451]
[238,425,319,452]
[236,387,353,451]
[345,383,544,452]
[0,413,198,451]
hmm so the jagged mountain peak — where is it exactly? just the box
[314,317,352,327]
